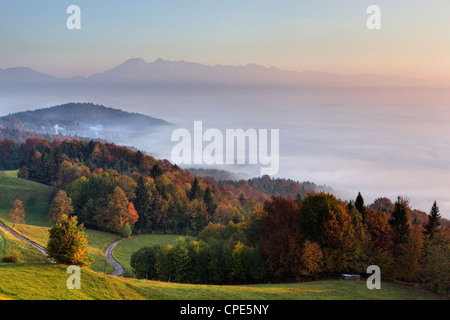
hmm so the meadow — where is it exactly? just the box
[0,170,446,300]
[0,262,442,300]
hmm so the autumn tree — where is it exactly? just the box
[47,214,92,266]
[150,190,170,231]
[369,197,394,213]
[319,201,357,273]
[47,190,74,223]
[8,199,25,228]
[300,240,324,277]
[94,186,137,233]
[260,196,302,280]
[17,166,29,179]
[364,208,395,278]
[396,224,424,282]
[186,198,210,233]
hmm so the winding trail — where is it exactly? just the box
[105,240,123,276]
[0,222,48,257]
[0,221,124,277]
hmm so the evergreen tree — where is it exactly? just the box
[390,197,411,245]
[134,176,152,233]
[37,148,55,185]
[424,201,441,238]
[27,148,41,181]
[203,186,217,216]
[189,178,201,201]
[150,163,164,178]
[355,192,366,220]
[295,193,302,206]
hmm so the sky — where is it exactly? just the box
[1,1,450,218]
[1,1,450,82]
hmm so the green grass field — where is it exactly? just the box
[0,263,443,300]
[0,171,119,273]
[113,234,193,277]
[0,171,52,227]
[0,229,47,264]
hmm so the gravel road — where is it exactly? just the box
[105,240,123,276]
[0,222,49,257]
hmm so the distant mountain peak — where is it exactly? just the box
[1,58,436,87]
[119,57,147,69]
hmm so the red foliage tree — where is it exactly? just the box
[260,196,302,280]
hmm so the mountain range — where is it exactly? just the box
[0,58,433,88]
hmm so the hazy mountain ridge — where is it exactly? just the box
[0,58,433,88]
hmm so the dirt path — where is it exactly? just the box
[105,240,123,276]
[0,221,123,277]
[0,222,49,257]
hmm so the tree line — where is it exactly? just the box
[0,138,258,235]
[131,193,449,294]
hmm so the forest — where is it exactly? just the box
[0,137,449,294]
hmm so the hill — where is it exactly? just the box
[0,102,172,144]
[0,127,111,144]
[0,170,52,226]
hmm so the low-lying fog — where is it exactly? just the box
[1,86,449,218]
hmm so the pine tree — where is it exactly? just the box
[295,193,302,206]
[37,148,55,185]
[134,176,152,233]
[150,163,164,178]
[355,192,366,220]
[203,186,217,216]
[390,197,411,245]
[189,178,201,201]
[424,201,441,238]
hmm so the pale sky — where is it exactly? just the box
[0,1,449,82]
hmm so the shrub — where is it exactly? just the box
[1,249,23,263]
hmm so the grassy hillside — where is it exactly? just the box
[113,235,193,277]
[0,263,442,300]
[0,229,47,263]
[0,171,52,226]
[0,171,119,273]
